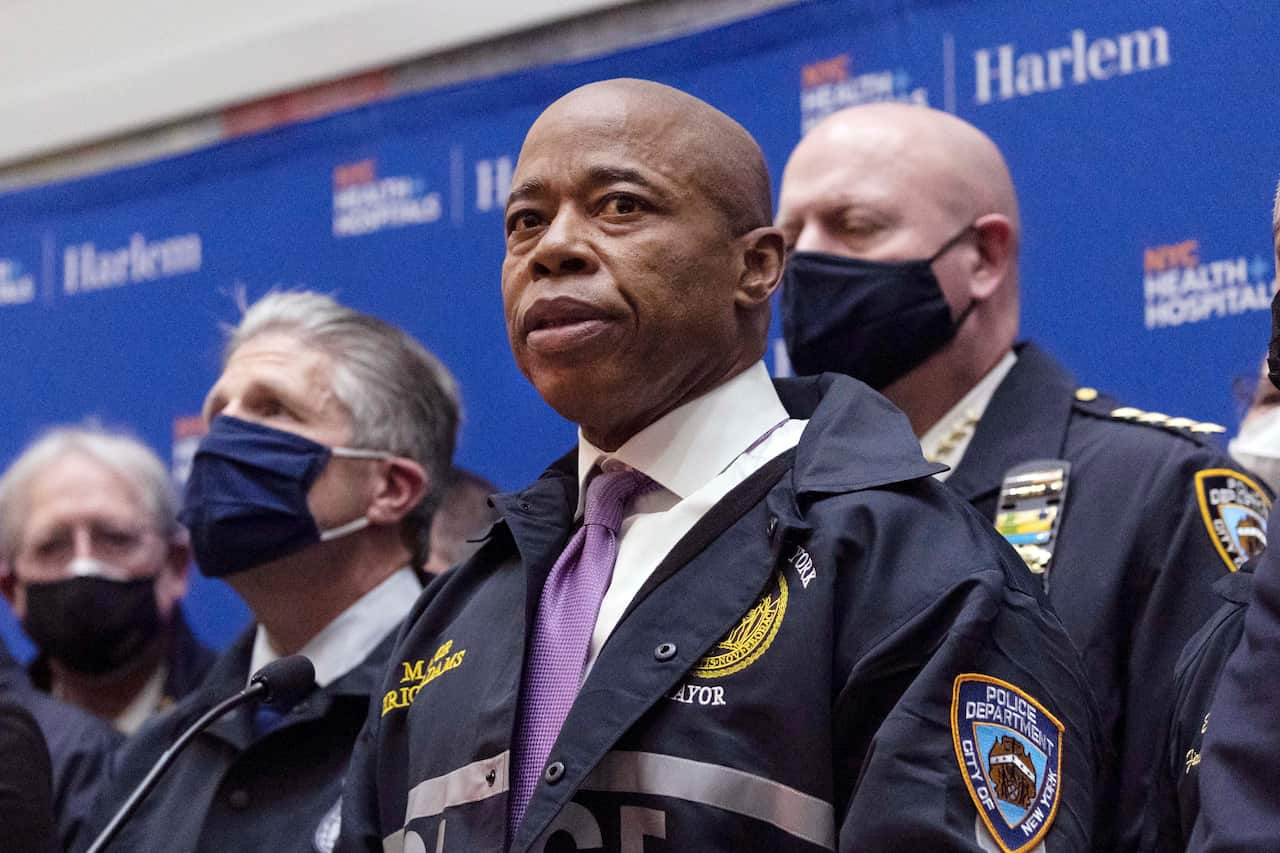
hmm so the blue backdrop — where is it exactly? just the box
[0,0,1275,653]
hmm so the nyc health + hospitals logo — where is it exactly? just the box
[331,158,442,238]
[799,54,928,134]
[1142,238,1273,329]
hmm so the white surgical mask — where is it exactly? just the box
[1229,406,1280,496]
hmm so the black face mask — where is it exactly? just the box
[781,226,976,390]
[23,574,161,675]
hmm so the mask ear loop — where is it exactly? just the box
[320,447,395,542]
[927,223,979,263]
[330,448,394,460]
[928,223,981,331]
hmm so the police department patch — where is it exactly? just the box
[691,573,787,679]
[1194,469,1270,571]
[952,674,1064,853]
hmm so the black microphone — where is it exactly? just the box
[84,654,316,853]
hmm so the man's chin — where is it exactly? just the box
[529,369,626,431]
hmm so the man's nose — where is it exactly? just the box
[792,221,834,255]
[71,527,95,561]
[529,208,597,280]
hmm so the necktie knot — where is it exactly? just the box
[582,467,658,532]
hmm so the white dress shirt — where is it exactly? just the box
[919,351,1017,480]
[576,362,807,674]
[113,662,167,735]
[249,566,421,688]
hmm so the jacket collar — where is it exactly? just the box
[775,372,944,494]
[942,341,1076,503]
[490,374,941,544]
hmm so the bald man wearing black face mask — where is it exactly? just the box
[777,103,1268,853]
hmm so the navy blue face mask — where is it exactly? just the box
[781,226,975,390]
[178,415,392,578]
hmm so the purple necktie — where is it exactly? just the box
[509,465,658,837]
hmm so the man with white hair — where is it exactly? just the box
[0,425,214,733]
[81,291,460,853]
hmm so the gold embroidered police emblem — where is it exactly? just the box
[1194,469,1270,571]
[691,573,787,679]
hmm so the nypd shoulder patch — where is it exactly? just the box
[1194,468,1270,571]
[952,674,1064,853]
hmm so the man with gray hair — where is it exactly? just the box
[0,425,214,732]
[81,291,460,853]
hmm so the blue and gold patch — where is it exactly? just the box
[952,674,1063,853]
[1194,469,1270,571]
[691,572,787,679]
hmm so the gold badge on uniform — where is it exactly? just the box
[994,460,1071,588]
[1194,469,1270,571]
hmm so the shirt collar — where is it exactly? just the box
[575,362,789,512]
[113,662,167,735]
[249,567,421,688]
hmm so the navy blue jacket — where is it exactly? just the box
[80,625,397,853]
[1187,502,1280,851]
[0,642,120,852]
[1140,567,1252,851]
[339,373,1100,853]
[0,698,61,853]
[945,342,1267,852]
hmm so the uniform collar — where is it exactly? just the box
[921,351,1018,476]
[942,341,1077,502]
[249,567,421,688]
[574,362,788,511]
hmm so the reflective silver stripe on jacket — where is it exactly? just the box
[581,750,836,850]
[383,750,509,853]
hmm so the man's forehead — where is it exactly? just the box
[25,458,146,526]
[516,95,702,181]
[785,126,953,215]
[220,333,330,384]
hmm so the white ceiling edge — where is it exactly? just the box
[0,0,636,167]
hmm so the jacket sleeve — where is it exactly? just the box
[1188,513,1280,852]
[1137,572,1250,852]
[829,492,1100,852]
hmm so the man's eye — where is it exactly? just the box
[506,210,543,235]
[838,213,883,238]
[600,195,644,216]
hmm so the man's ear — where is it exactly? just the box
[734,226,788,309]
[367,458,429,526]
[968,214,1016,301]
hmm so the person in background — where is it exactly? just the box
[424,467,498,575]
[1140,181,1280,852]
[776,103,1268,852]
[1226,356,1280,495]
[338,78,1099,853]
[80,291,460,853]
[0,425,215,735]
